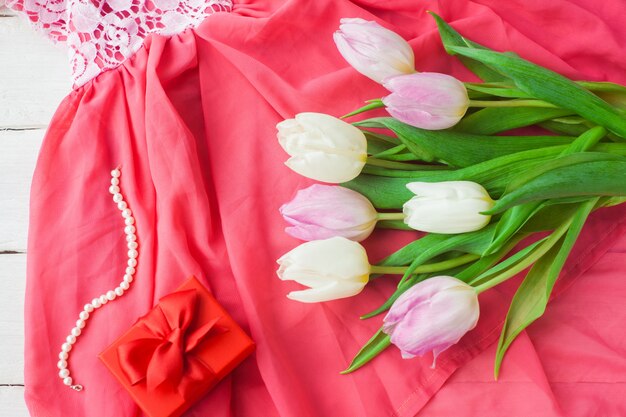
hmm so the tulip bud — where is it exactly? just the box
[276,237,370,303]
[402,181,494,234]
[383,276,479,362]
[277,113,367,183]
[382,73,469,130]
[333,18,415,83]
[280,184,378,242]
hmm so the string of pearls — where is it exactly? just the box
[57,167,139,391]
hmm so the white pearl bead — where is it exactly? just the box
[124,225,136,234]
[128,249,138,259]
[122,208,132,218]
[111,169,121,178]
[113,193,123,203]
[59,369,70,378]
[106,290,116,301]
[120,281,130,290]
[109,185,120,194]
[79,311,89,320]
[57,360,67,369]
[126,234,137,242]
[59,351,68,360]
[124,217,135,226]
[111,177,120,186]
[125,266,135,275]
[118,201,128,210]
[124,274,134,283]
[127,241,138,250]
[63,377,73,386]
[91,298,101,308]
[76,319,86,329]
[61,343,72,352]
[66,335,77,344]
[71,327,81,337]
[99,295,108,305]
[115,287,124,297]
[84,303,94,313]
[128,258,137,267]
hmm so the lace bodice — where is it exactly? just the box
[7,0,232,87]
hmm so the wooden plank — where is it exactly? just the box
[0,5,17,16]
[0,129,43,252]
[0,386,28,417]
[0,15,71,128]
[0,254,26,383]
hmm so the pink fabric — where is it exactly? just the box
[23,0,626,416]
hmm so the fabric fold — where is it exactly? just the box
[22,0,626,416]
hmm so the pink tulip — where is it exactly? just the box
[333,18,415,83]
[382,72,470,130]
[280,184,378,242]
[383,276,479,363]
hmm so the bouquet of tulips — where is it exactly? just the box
[275,14,626,377]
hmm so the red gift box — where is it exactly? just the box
[99,276,255,417]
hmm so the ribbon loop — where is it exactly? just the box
[117,289,225,398]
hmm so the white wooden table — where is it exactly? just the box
[0,6,72,415]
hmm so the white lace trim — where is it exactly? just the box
[7,0,232,87]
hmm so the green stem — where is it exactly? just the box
[468,99,558,108]
[370,253,480,276]
[366,157,430,171]
[473,219,573,294]
[376,212,405,221]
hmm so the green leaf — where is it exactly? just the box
[539,120,590,137]
[447,45,626,139]
[468,238,546,286]
[488,158,626,213]
[346,146,566,207]
[455,107,573,135]
[361,274,427,319]
[484,202,545,255]
[494,198,598,377]
[396,225,497,286]
[519,202,587,233]
[429,12,509,82]
[342,99,385,119]
[357,117,576,168]
[464,83,533,99]
[341,329,391,374]
[363,238,525,321]
[371,144,407,159]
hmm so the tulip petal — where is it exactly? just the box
[403,181,494,234]
[334,18,415,83]
[285,153,365,183]
[382,72,469,130]
[287,280,366,303]
[390,284,479,358]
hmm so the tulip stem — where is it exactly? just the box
[366,157,446,171]
[468,99,558,108]
[370,253,481,276]
[376,212,405,221]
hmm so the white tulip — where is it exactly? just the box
[403,181,494,234]
[276,237,370,303]
[277,113,367,183]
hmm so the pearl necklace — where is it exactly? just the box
[56,168,138,391]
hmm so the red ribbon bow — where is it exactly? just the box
[117,289,224,398]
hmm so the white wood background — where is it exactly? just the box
[0,5,72,416]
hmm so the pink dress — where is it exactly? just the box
[10,0,626,415]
